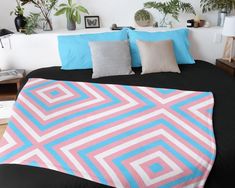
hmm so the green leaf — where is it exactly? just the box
[75,10,81,24]
[78,5,89,14]
[66,8,72,20]
[55,7,67,16]
[68,0,72,6]
[59,3,67,7]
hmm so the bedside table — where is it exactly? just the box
[216,59,235,76]
[0,69,26,101]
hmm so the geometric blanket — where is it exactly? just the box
[0,78,216,188]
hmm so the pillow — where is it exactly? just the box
[137,40,181,74]
[89,41,134,79]
[58,30,128,70]
[128,29,195,67]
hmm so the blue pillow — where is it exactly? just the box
[128,29,195,67]
[58,30,128,70]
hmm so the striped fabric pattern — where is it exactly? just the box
[0,78,216,188]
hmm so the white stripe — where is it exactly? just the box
[189,98,214,126]
[0,132,16,153]
[138,87,195,104]
[12,149,58,171]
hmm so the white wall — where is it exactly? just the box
[1,0,219,30]
[0,1,230,72]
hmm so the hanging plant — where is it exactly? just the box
[144,0,196,27]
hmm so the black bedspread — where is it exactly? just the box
[0,60,235,188]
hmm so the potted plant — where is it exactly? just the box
[144,0,196,27]
[10,0,26,32]
[20,0,58,31]
[55,0,89,30]
[200,0,235,26]
[24,13,41,34]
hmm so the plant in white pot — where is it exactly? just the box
[200,0,235,26]
[55,0,89,30]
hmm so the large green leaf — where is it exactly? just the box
[75,10,81,24]
[68,0,72,6]
[55,7,67,16]
[78,5,89,14]
[59,3,67,7]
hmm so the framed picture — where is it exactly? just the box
[85,16,100,29]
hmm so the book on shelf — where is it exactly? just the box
[0,100,15,125]
[0,69,23,82]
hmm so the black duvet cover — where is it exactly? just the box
[0,60,234,188]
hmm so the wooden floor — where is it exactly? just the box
[0,124,7,138]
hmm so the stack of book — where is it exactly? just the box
[0,70,24,82]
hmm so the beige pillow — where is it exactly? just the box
[137,40,181,74]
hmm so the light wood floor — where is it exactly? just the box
[0,124,7,138]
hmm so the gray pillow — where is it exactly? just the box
[89,41,134,79]
[137,40,181,74]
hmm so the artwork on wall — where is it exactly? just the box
[85,16,100,29]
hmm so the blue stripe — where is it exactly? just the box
[156,88,176,95]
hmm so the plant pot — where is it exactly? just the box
[217,9,229,27]
[15,15,26,32]
[67,18,76,30]
[43,18,53,31]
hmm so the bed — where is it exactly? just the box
[0,60,234,188]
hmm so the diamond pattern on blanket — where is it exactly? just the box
[0,78,216,188]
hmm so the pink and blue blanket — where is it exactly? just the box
[0,78,216,188]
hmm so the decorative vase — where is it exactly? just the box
[217,8,229,27]
[15,15,26,32]
[159,15,168,27]
[43,18,53,31]
[67,18,76,30]
[134,9,151,27]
